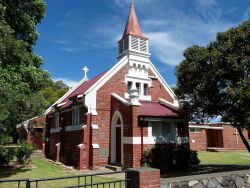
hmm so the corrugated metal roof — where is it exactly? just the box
[139,101,182,118]
[58,70,108,109]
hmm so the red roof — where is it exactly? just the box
[58,70,108,108]
[139,101,182,118]
[123,3,144,38]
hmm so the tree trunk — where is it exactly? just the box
[12,127,18,144]
[236,127,250,153]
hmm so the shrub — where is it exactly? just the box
[16,142,34,165]
[142,144,200,173]
[0,146,15,166]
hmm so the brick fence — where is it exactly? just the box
[127,167,160,188]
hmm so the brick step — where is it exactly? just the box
[105,164,122,171]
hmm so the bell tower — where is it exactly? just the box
[118,3,150,59]
[119,4,152,101]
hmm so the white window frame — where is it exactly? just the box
[148,121,177,143]
[189,128,202,133]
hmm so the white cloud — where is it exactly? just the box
[147,32,187,66]
[143,15,236,65]
[53,77,79,87]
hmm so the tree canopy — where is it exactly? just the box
[176,20,250,151]
[0,0,49,142]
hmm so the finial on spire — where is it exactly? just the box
[123,3,144,38]
[82,66,89,80]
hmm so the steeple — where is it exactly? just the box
[118,3,149,58]
[123,3,144,38]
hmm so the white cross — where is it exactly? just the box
[82,66,89,80]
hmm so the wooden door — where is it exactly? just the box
[116,127,121,163]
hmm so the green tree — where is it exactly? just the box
[176,20,250,152]
[0,0,49,143]
[40,80,69,107]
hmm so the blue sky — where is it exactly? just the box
[35,0,250,87]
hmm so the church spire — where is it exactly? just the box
[123,3,144,38]
[118,3,149,58]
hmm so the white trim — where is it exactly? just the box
[111,93,131,106]
[158,98,179,111]
[189,125,223,130]
[148,75,157,80]
[77,94,83,98]
[57,102,67,107]
[91,109,98,116]
[122,136,189,144]
[84,56,128,113]
[91,124,99,130]
[65,124,86,132]
[50,127,62,134]
[55,142,60,146]
[92,144,100,149]
[85,56,127,95]
[45,77,88,115]
[77,143,84,148]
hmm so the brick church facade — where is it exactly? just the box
[44,4,189,170]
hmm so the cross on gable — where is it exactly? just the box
[82,66,89,80]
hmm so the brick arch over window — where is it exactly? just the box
[110,110,124,165]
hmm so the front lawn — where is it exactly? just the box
[0,156,120,188]
[162,151,250,178]
[198,151,250,165]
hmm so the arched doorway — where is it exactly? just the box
[111,111,123,165]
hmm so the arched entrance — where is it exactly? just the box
[111,111,123,165]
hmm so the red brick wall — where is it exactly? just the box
[96,64,129,165]
[127,167,160,188]
[189,129,207,151]
[222,125,249,150]
[62,130,83,167]
[148,69,174,103]
[189,124,250,151]
[27,129,43,150]
[48,132,60,160]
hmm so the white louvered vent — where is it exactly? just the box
[131,36,139,50]
[124,37,129,51]
[140,39,147,52]
[119,40,123,55]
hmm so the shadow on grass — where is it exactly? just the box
[0,166,31,179]
[162,164,250,178]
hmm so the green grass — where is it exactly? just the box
[198,151,250,165]
[0,156,122,188]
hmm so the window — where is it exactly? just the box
[55,113,60,128]
[143,84,148,96]
[136,82,141,95]
[127,81,132,92]
[72,107,80,126]
[151,122,177,143]
[189,128,201,133]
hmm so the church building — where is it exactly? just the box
[45,4,189,170]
